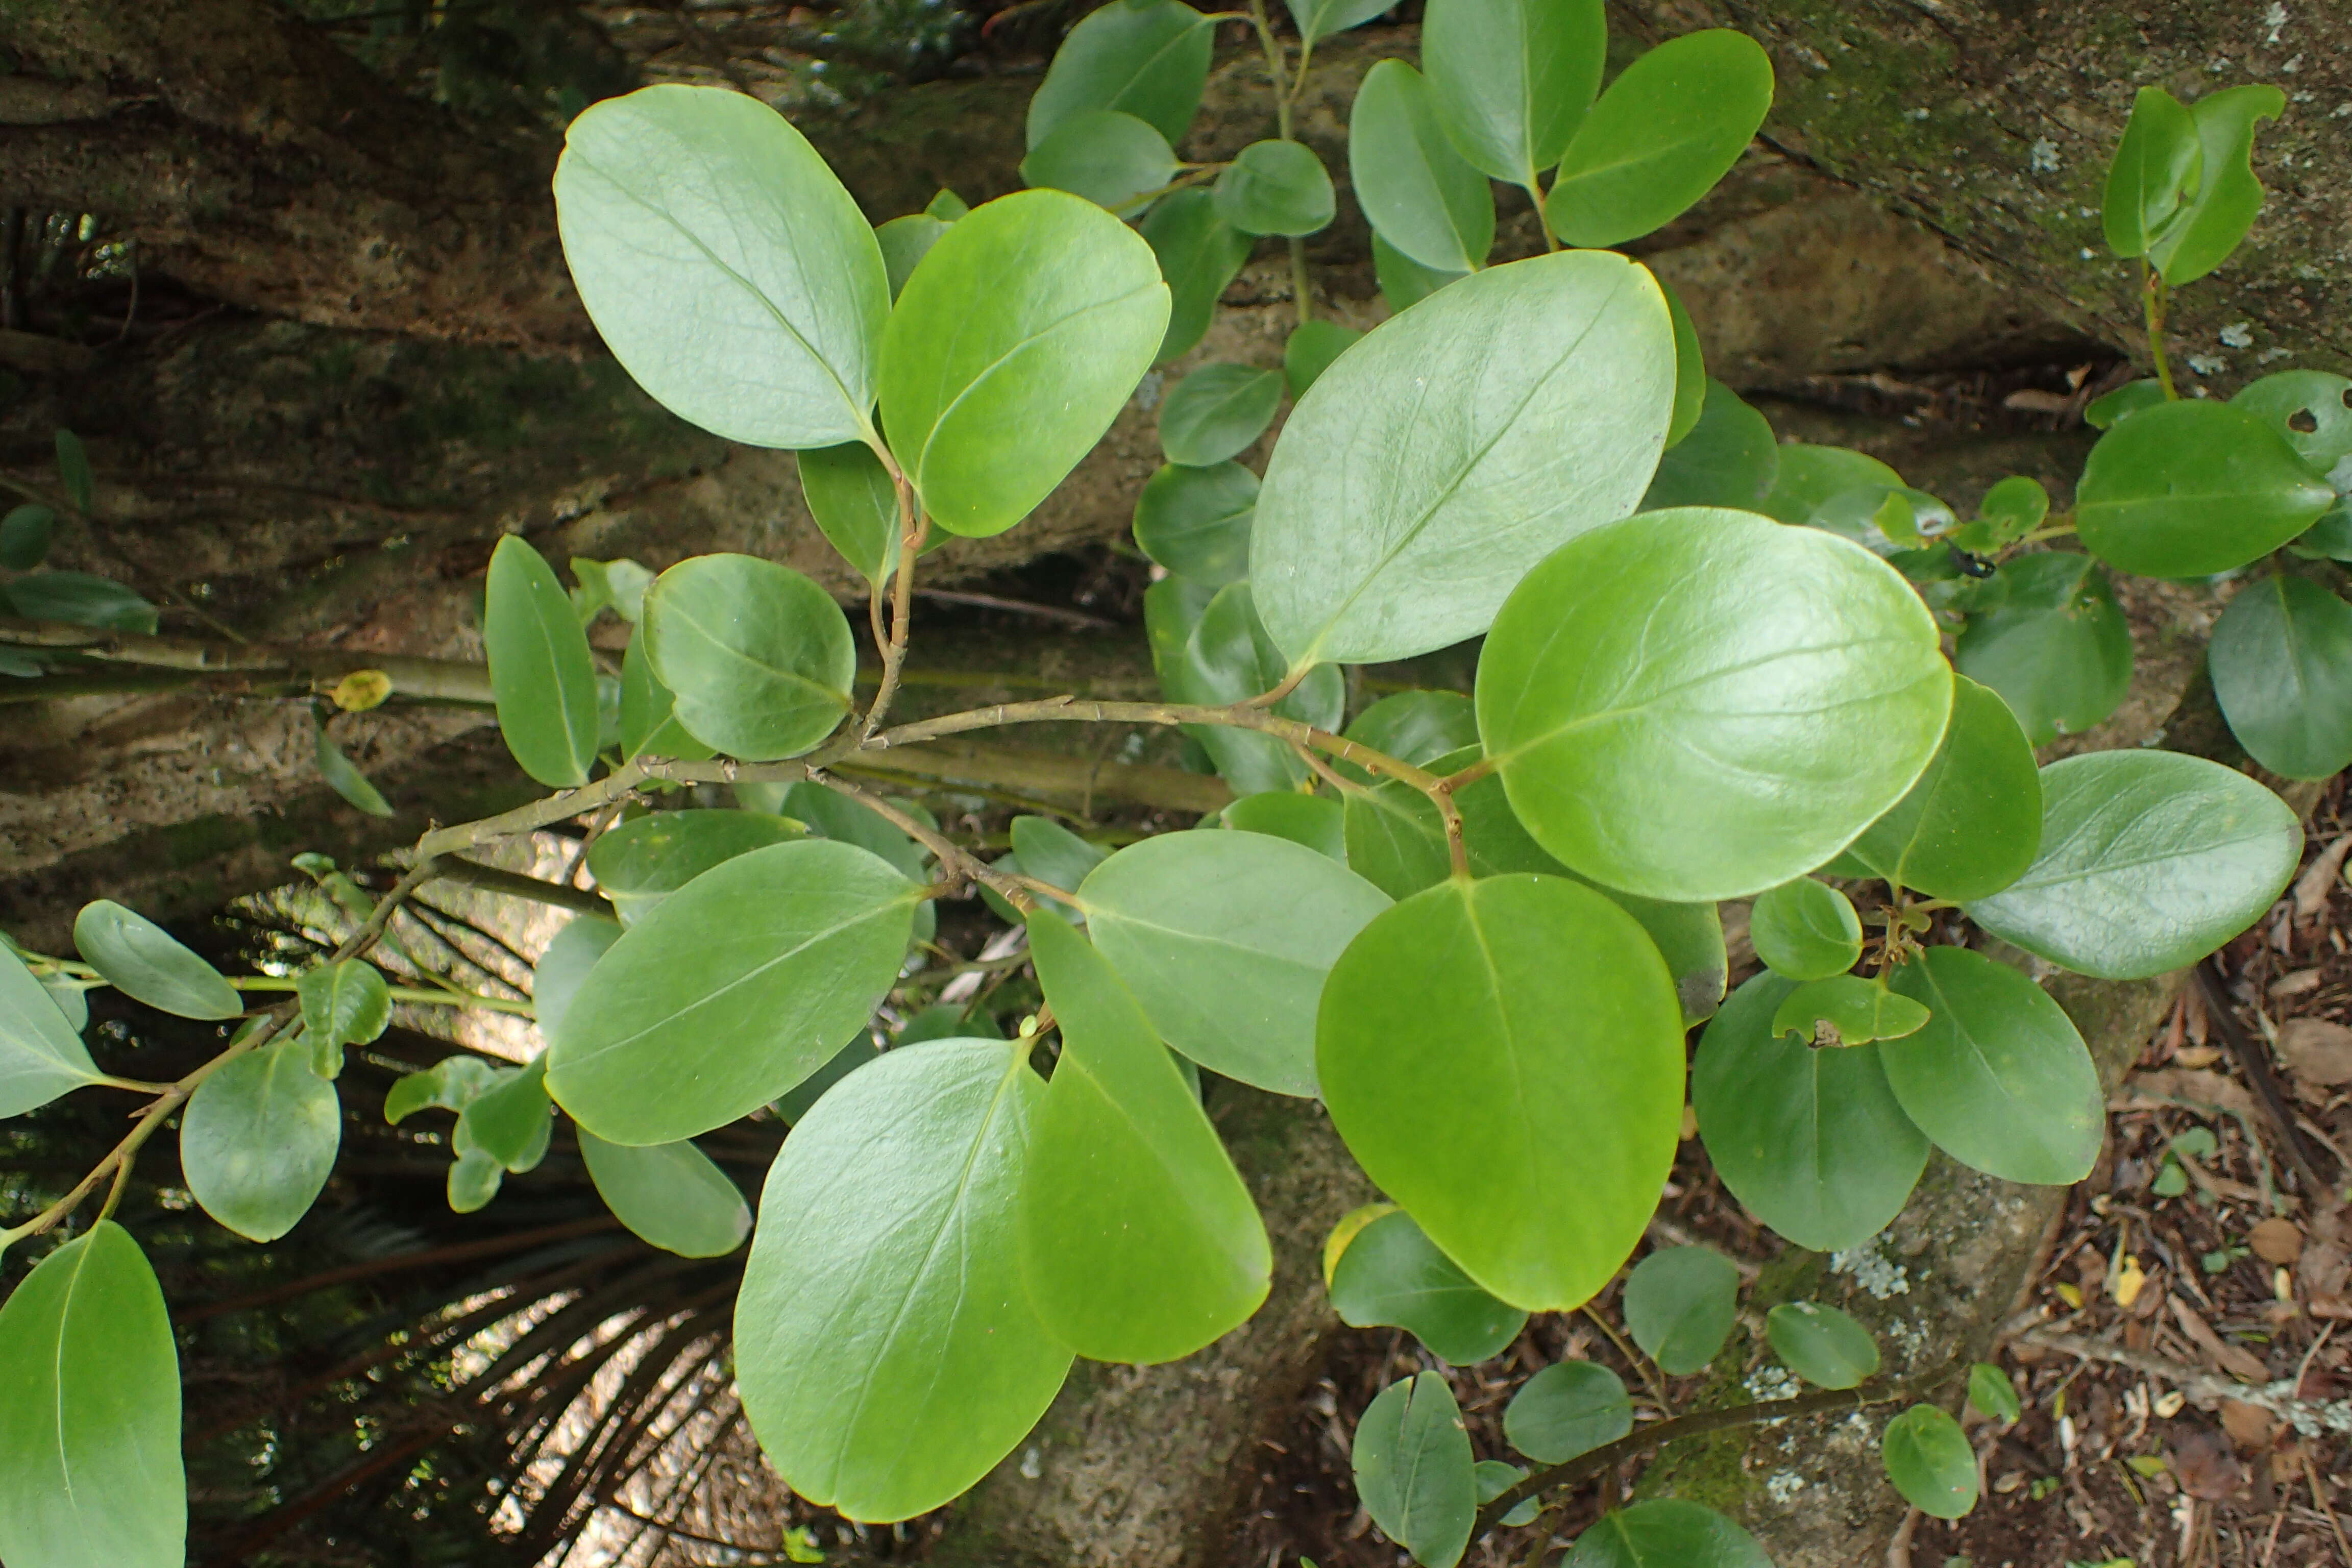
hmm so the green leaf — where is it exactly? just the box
[925,188,969,221]
[1145,578,1342,795]
[181,1038,339,1241]
[1373,233,1467,313]
[1765,1301,1879,1390]
[1964,750,2299,981]
[773,1034,882,1122]
[0,1221,184,1568]
[779,780,933,882]
[1975,475,2051,548]
[875,214,950,301]
[799,440,902,588]
[1749,878,1863,982]
[586,808,805,924]
[1346,691,1480,770]
[1756,444,1904,525]
[54,429,93,512]
[0,504,54,569]
[1025,0,1214,148]
[618,622,715,763]
[2101,86,2201,259]
[1141,188,1254,363]
[384,1055,499,1124]
[1771,974,1930,1048]
[1018,913,1269,1361]
[2085,379,2167,430]
[1640,379,1778,512]
[1350,59,1494,275]
[1214,138,1336,236]
[1846,674,2041,900]
[2295,499,2352,562]
[1478,508,1950,902]
[1475,1459,1538,1527]
[313,728,395,818]
[458,1057,552,1173]
[447,1146,502,1212]
[736,1038,1069,1521]
[1133,460,1256,584]
[1285,0,1392,44]
[547,839,920,1143]
[2147,85,2286,287]
[1422,0,1605,183]
[553,85,887,449]
[1622,1245,1739,1375]
[1159,363,1285,467]
[485,535,600,788]
[1504,1360,1632,1464]
[577,1128,751,1257]
[1953,552,2133,746]
[1563,1500,1774,1568]
[1353,1373,1476,1568]
[1693,973,1929,1252]
[1880,1405,1978,1520]
[531,915,621,1039]
[1021,109,1181,211]
[74,899,241,1020]
[1881,946,2103,1184]
[880,190,1168,537]
[2076,400,2334,579]
[1221,791,1346,861]
[1968,1362,2021,1424]
[1547,31,1774,248]
[2210,575,2352,780]
[6,571,157,633]
[298,959,389,1076]
[644,553,855,760]
[1010,815,1106,903]
[1318,875,1684,1310]
[1330,1209,1526,1364]
[1254,251,1674,667]
[1661,281,1705,448]
[2231,370,2352,477]
[1283,320,1360,399]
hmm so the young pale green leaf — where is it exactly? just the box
[1018,913,1270,1362]
[6,571,158,633]
[1283,319,1360,398]
[578,1128,751,1257]
[313,727,394,817]
[1254,251,1674,667]
[447,1146,503,1212]
[1881,946,2103,1185]
[1133,460,1256,584]
[2210,575,2352,780]
[1967,1362,2022,1424]
[2232,370,2352,477]
[547,839,919,1144]
[1562,1500,1774,1568]
[1622,1246,1739,1375]
[798,440,902,587]
[1973,474,2051,548]
[298,959,390,1061]
[1286,0,1393,43]
[1422,0,1605,183]
[553,85,887,449]
[1770,974,1930,1049]
[880,190,1168,537]
[1765,1302,1880,1390]
[0,1221,184,1568]
[2147,85,2286,287]
[1478,508,1950,902]
[1749,878,1863,982]
[0,503,53,569]
[1159,363,1285,467]
[1546,31,1774,248]
[1504,1360,1632,1464]
[1756,444,1904,525]
[485,535,600,788]
[75,899,241,1020]
[1328,1209,1526,1364]
[1694,973,1929,1251]
[1373,233,1467,313]
[1640,378,1779,512]
[643,553,855,760]
[1880,1405,1979,1519]
[1025,0,1213,148]
[1214,138,1336,236]
[1,941,104,1117]
[181,1038,340,1241]
[618,623,715,763]
[458,1057,552,1173]
[54,429,94,512]
[2101,86,2201,259]
[1661,281,1705,448]
[1952,552,2133,747]
[1353,1374,1477,1568]
[1964,750,2299,981]
[1221,792,1347,861]
[1350,60,1493,275]
[1020,109,1181,211]
[532,915,621,1040]
[875,214,950,300]
[586,808,804,924]
[1145,578,1342,796]
[1846,674,2041,901]
[738,1039,1069,1521]
[2075,400,2334,579]
[1318,875,1684,1310]
[1141,188,1254,362]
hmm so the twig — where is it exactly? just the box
[915,589,1118,631]
[2197,958,2333,1198]
[2008,1322,2352,1435]
[861,478,929,738]
[807,771,1038,913]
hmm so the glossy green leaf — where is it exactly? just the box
[1967,1362,2021,1424]
[1021,109,1181,211]
[385,1055,499,1124]
[1563,1500,1774,1568]
[2076,400,2334,578]
[1145,577,1342,796]
[1141,188,1254,363]
[1622,1246,1738,1375]
[458,1057,552,1173]
[644,553,855,760]
[2086,379,2167,430]
[1018,913,1269,1362]
[2232,370,2352,477]
[1422,0,1605,183]
[1765,1301,1879,1390]
[1880,1405,1978,1519]
[1283,319,1360,399]
[0,1221,184,1568]
[1847,674,2041,900]
[1330,1209,1525,1364]
[586,808,804,923]
[1881,946,2103,1184]
[880,189,1168,537]
[531,915,620,1040]
[1221,791,1346,861]
[298,960,389,1077]
[5,572,157,633]
[1749,878,1863,982]
[1505,1360,1632,1464]
[1133,460,1256,584]
[1479,508,1950,902]
[2210,575,2352,780]
[547,839,920,1143]
[2101,86,2200,259]
[618,623,714,763]
[54,429,93,513]
[773,1034,883,1122]
[1319,875,1684,1309]
[1972,474,2051,549]
[554,85,887,449]
[314,728,394,818]
[181,1038,339,1241]
[0,504,53,569]
[1661,281,1705,448]
[1159,363,1284,467]
[1547,31,1774,248]
[737,1038,1068,1521]
[1965,750,2299,981]
[875,213,950,300]
[1353,1373,1476,1568]
[1350,59,1493,274]
[1286,0,1392,43]
[1953,552,2133,746]
[1373,233,1466,313]
[3,942,100,1119]
[1640,378,1778,512]
[484,535,600,788]
[1756,444,1903,525]
[1025,0,1214,148]
[1214,138,1335,236]
[578,1128,751,1257]
[1255,251,1674,667]
[75,899,241,1020]
[1771,974,1930,1048]
[799,440,902,587]
[2147,85,2286,287]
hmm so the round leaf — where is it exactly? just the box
[1563,1500,1773,1568]
[1880,1404,1978,1520]
[0,942,103,1118]
[1221,791,1346,861]
[798,440,902,587]
[1328,1209,1528,1365]
[1749,878,1863,982]
[1622,1245,1739,1375]
[0,504,53,570]
[1213,138,1335,236]
[2210,575,2352,780]
[1504,1360,1633,1464]
[1641,379,1778,511]
[2231,370,2352,477]
[1757,443,1904,526]
[578,1128,751,1257]
[1025,0,1213,148]
[531,914,621,1040]
[74,899,241,1020]
[484,535,600,788]
[1478,508,1950,902]
[181,1038,340,1242]
[1422,0,1606,183]
[643,553,855,760]
[1283,318,1361,399]
[1953,552,2133,747]
[1846,674,2041,900]
[1141,188,1254,363]
[1133,460,1256,585]
[2075,400,2334,579]
[1159,363,1285,467]
[1353,1373,1476,1568]
[1350,59,1494,275]
[585,807,805,924]
[1765,1301,1880,1390]
[1020,109,1181,211]
[1546,31,1775,249]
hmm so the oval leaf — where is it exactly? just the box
[2210,575,2352,780]
[532,915,622,1040]
[618,622,716,763]
[1141,188,1254,363]
[2147,85,2286,287]
[1020,108,1181,212]
[75,900,241,1020]
[485,535,601,788]
[1350,59,1495,275]
[586,807,804,923]
[1622,1245,1738,1375]
[578,1128,751,1257]
[2232,370,2352,477]
[1952,551,2133,747]
[2076,400,2334,579]
[1765,1301,1880,1390]
[181,1039,340,1242]
[1563,1500,1774,1568]
[1546,31,1774,248]
[2102,86,2200,259]
[1846,673,2041,900]
[0,942,102,1117]
[1770,974,1930,1049]
[643,553,855,761]
[1642,379,1779,512]
[1353,1373,1476,1568]
[1422,0,1606,183]
[1504,1360,1633,1464]
[1749,877,1863,982]
[1159,363,1284,468]
[1329,1209,1528,1365]
[1213,138,1335,236]
[1025,0,1213,148]
[1133,460,1256,585]
[798,440,902,588]
[1221,791,1347,861]
[1880,1404,1978,1519]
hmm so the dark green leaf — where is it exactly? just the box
[1640,378,1778,512]
[1756,444,1903,525]
[2085,379,2167,430]
[1145,577,1342,795]
[1283,319,1361,399]
[182,1038,339,1241]
[1547,31,1775,248]
[1021,109,1181,211]
[1350,59,1494,274]
[54,429,93,513]
[1373,233,1466,312]
[1846,673,2041,900]
[1159,363,1285,467]
[2147,85,2286,287]
[74,899,241,1019]
[1563,1500,1773,1568]
[531,915,621,1040]
[578,1128,751,1256]
[779,780,933,882]
[1133,460,1256,584]
[314,727,394,818]
[2101,86,2200,259]
[1330,1209,1525,1364]
[457,1057,552,1173]
[1422,0,1605,183]
[875,214,950,300]
[298,959,390,1075]
[0,504,53,569]
[1221,791,1346,861]
[2211,575,2352,779]
[586,808,805,924]
[772,1034,882,1122]
[384,1055,499,1124]
[5,571,157,633]
[2075,400,2333,579]
[799,440,902,587]
[1973,475,2050,548]
[1765,1301,1879,1389]
[1953,551,2133,747]
[1474,1459,1538,1527]
[1345,691,1480,770]
[1504,1360,1632,1464]
[1141,188,1254,363]
[485,535,600,788]
[1748,877,1863,981]
[644,552,855,759]
[1967,1362,2021,1424]
[1880,1405,1978,1519]
[1622,1246,1738,1375]
[1770,974,1930,1048]
[1353,1373,1476,1568]
[2232,370,2352,477]
[1025,0,1214,148]
[1214,138,1335,236]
